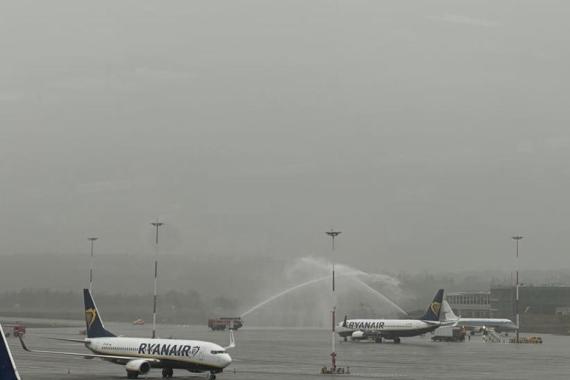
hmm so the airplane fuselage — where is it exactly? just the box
[86,337,231,372]
[454,318,517,331]
[338,319,441,340]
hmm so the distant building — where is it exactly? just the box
[446,292,490,318]
[446,287,570,334]
[490,285,570,319]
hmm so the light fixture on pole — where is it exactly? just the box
[326,229,341,251]
[151,220,164,339]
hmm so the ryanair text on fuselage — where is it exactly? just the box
[136,343,200,357]
[346,321,385,330]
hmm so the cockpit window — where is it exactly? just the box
[210,350,226,354]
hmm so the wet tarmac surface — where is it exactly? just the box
[5,321,569,379]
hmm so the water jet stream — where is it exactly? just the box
[240,272,407,318]
[347,276,408,315]
[240,275,330,318]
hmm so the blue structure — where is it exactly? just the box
[0,324,21,380]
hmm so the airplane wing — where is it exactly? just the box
[18,336,158,363]
[44,337,91,344]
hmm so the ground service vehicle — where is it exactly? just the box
[432,327,466,342]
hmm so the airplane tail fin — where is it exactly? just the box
[83,289,115,338]
[441,300,459,322]
[342,315,348,328]
[0,324,21,380]
[419,289,445,321]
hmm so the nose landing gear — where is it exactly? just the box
[162,368,174,378]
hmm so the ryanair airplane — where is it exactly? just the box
[1,324,21,380]
[19,289,234,379]
[337,289,451,343]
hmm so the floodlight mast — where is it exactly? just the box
[87,237,98,293]
[326,229,341,371]
[151,220,164,339]
[512,235,523,344]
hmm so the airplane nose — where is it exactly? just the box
[223,353,232,367]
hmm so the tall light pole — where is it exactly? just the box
[512,235,523,343]
[151,220,164,339]
[87,237,98,293]
[325,229,341,372]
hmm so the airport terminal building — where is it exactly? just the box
[447,285,570,334]
[446,292,491,318]
[448,286,570,334]
[491,286,570,316]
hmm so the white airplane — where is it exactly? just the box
[1,323,21,380]
[19,289,234,379]
[337,289,452,343]
[441,300,517,332]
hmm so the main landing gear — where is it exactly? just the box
[162,368,174,378]
[393,337,401,344]
[126,371,139,379]
[374,337,383,343]
[207,371,217,380]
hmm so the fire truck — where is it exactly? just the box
[207,317,243,331]
[3,323,26,338]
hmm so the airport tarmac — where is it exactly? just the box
[4,321,569,379]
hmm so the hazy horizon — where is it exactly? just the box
[2,1,570,273]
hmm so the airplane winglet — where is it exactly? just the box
[0,324,22,380]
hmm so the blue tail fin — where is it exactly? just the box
[419,289,445,321]
[83,289,115,338]
[0,324,21,380]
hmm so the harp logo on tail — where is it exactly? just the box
[85,308,97,329]
[430,302,441,316]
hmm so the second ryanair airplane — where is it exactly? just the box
[337,289,450,343]
[19,289,234,379]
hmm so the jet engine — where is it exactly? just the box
[351,331,365,339]
[126,359,151,375]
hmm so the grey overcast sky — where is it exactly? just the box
[1,1,569,272]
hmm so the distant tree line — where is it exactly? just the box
[0,289,239,324]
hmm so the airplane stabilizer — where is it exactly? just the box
[0,324,22,380]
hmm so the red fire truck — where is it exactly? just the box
[3,323,26,338]
[207,317,243,331]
